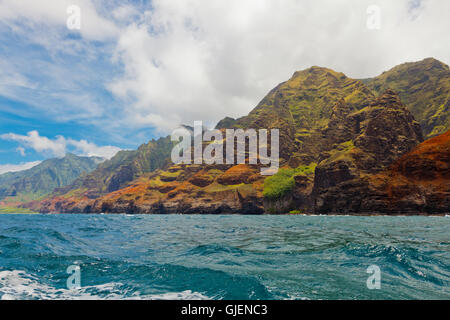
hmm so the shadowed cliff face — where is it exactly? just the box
[25,59,450,215]
[314,130,449,215]
[313,90,424,214]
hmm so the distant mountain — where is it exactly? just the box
[365,57,450,138]
[52,136,175,199]
[0,153,103,203]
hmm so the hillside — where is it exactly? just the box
[313,90,424,214]
[47,135,175,200]
[217,66,375,164]
[365,57,450,138]
[30,58,450,215]
[0,153,103,204]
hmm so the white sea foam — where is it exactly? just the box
[0,270,210,300]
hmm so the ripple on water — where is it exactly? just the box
[0,214,448,299]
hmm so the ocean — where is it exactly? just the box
[0,214,448,300]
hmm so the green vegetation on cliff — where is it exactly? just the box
[55,135,175,196]
[240,67,374,129]
[0,153,103,202]
[32,58,450,215]
[365,58,450,138]
[263,164,316,200]
[217,66,375,164]
[0,206,37,214]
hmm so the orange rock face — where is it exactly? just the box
[28,163,266,214]
[217,165,256,185]
[378,130,450,213]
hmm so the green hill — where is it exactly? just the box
[365,57,450,138]
[53,135,175,199]
[0,153,103,203]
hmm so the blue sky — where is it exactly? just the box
[0,0,156,170]
[0,0,448,173]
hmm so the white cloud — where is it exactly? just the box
[0,0,118,41]
[0,161,42,175]
[67,138,122,159]
[1,131,67,158]
[0,58,36,98]
[0,0,449,135]
[107,0,450,132]
[1,131,121,159]
[111,5,140,23]
[16,147,26,156]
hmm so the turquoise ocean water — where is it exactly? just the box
[0,214,448,300]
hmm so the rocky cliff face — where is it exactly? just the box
[368,130,450,214]
[313,90,424,214]
[312,129,449,215]
[35,163,266,214]
[217,66,375,164]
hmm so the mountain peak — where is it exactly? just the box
[290,66,345,82]
[64,152,79,159]
[384,57,449,74]
[417,57,449,70]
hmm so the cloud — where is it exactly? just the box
[67,138,122,159]
[16,147,26,156]
[1,131,67,158]
[111,4,140,23]
[0,0,449,136]
[0,0,118,41]
[1,131,121,159]
[0,161,42,175]
[107,0,450,132]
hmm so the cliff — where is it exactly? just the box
[27,59,450,215]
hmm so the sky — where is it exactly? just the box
[0,0,449,174]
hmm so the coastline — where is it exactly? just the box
[4,211,446,216]
[0,207,38,214]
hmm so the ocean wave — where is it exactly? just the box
[185,244,245,257]
[0,214,448,299]
[0,270,210,300]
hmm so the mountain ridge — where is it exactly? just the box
[16,58,450,214]
[365,57,449,138]
[0,153,103,205]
